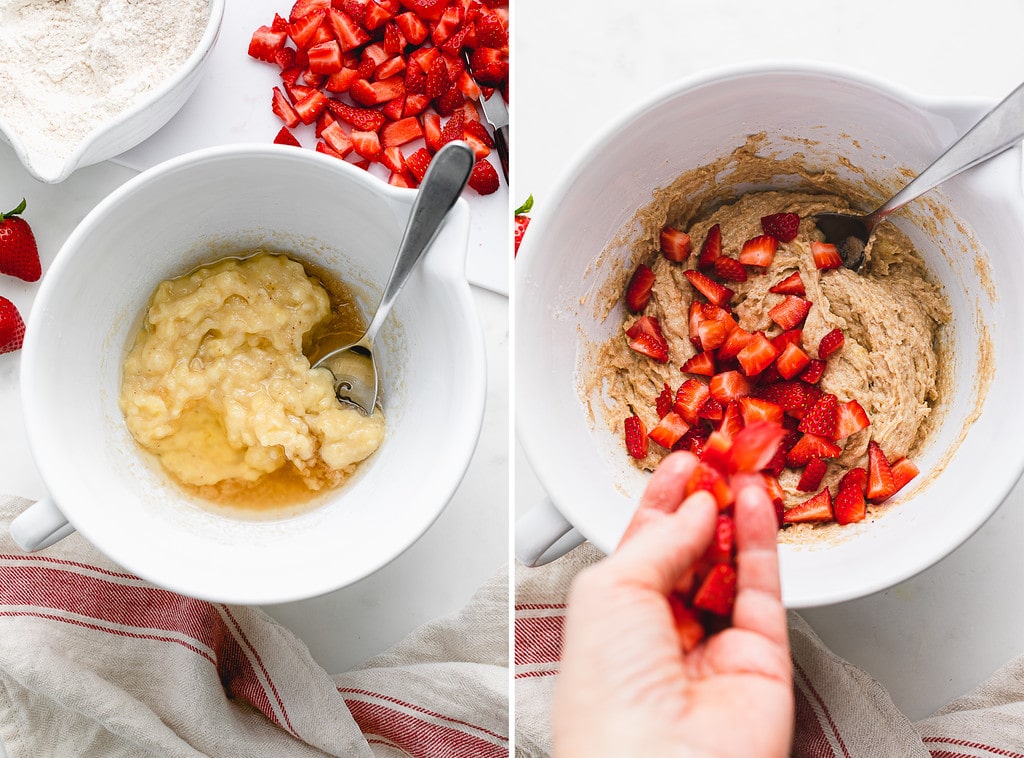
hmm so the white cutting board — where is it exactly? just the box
[115,0,510,296]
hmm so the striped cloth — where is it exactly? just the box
[0,496,508,758]
[514,543,1024,758]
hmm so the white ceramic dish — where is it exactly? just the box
[0,0,224,184]
[11,144,486,605]
[516,64,1024,608]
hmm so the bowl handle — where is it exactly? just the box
[9,497,75,552]
[515,497,585,567]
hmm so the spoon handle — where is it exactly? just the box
[364,141,476,342]
[869,80,1024,227]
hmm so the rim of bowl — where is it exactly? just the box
[0,0,226,184]
[21,143,486,604]
[515,61,1024,607]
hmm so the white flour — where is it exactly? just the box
[0,0,209,178]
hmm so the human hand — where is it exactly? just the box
[553,451,794,758]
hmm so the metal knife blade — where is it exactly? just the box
[465,55,509,180]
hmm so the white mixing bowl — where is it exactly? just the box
[12,144,486,604]
[516,65,1024,608]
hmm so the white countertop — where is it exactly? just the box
[0,0,508,687]
[515,0,1024,721]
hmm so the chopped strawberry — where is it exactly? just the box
[380,116,423,147]
[363,1,395,30]
[717,327,753,361]
[693,563,737,616]
[760,212,800,243]
[668,595,705,653]
[798,393,838,438]
[625,264,656,313]
[468,159,500,195]
[834,399,870,440]
[425,56,450,99]
[709,371,751,404]
[294,89,329,124]
[769,270,806,296]
[394,11,428,44]
[866,440,897,502]
[890,457,919,494]
[307,39,343,74]
[656,383,673,418]
[439,109,465,146]
[765,430,800,477]
[350,76,406,106]
[737,397,783,426]
[375,55,407,81]
[681,351,715,376]
[626,316,669,363]
[463,119,495,150]
[698,224,722,271]
[770,329,802,353]
[648,411,690,450]
[818,328,845,359]
[0,296,25,354]
[768,295,812,330]
[697,396,724,422]
[786,432,842,467]
[685,461,733,508]
[676,424,710,456]
[753,380,821,418]
[834,469,868,524]
[349,129,382,160]
[812,241,843,270]
[684,270,734,308]
[736,332,779,376]
[704,514,736,564]
[799,359,826,384]
[783,488,833,524]
[717,402,744,439]
[624,415,648,459]
[660,227,692,263]
[797,458,828,492]
[327,8,371,50]
[286,9,327,48]
[324,67,360,93]
[249,25,288,62]
[273,126,302,146]
[694,313,733,351]
[738,235,778,268]
[326,99,386,131]
[404,147,432,183]
[674,379,711,425]
[713,256,747,282]
[727,421,787,473]
[271,86,301,128]
[320,121,353,155]
[290,0,330,23]
[380,145,405,173]
[775,343,811,381]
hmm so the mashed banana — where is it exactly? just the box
[119,253,385,500]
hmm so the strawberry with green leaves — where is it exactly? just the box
[514,195,533,256]
[0,199,42,282]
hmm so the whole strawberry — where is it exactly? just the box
[0,199,42,282]
[0,297,25,354]
[514,195,533,256]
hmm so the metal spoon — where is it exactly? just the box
[312,141,475,414]
[815,80,1024,271]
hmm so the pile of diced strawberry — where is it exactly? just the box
[622,212,919,529]
[247,0,508,194]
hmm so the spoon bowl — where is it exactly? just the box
[815,78,1024,271]
[311,141,475,414]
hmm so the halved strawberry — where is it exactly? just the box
[717,327,753,361]
[736,332,779,376]
[624,415,648,459]
[799,359,826,384]
[698,224,722,271]
[761,212,800,242]
[713,256,747,282]
[786,432,842,467]
[684,270,734,308]
[693,563,737,616]
[625,264,656,313]
[798,393,838,438]
[890,457,919,494]
[648,411,690,449]
[834,470,867,524]
[468,159,500,195]
[249,25,288,62]
[727,420,787,473]
[775,342,811,380]
[681,351,715,376]
[812,241,843,271]
[818,328,845,360]
[783,488,833,524]
[685,462,732,509]
[738,235,778,268]
[768,295,812,330]
[660,227,692,263]
[709,371,751,404]
[797,458,828,492]
[834,399,870,440]
[866,440,897,502]
[626,316,669,363]
[769,270,806,296]
[674,379,711,425]
[656,383,673,418]
[704,514,736,564]
[737,397,783,425]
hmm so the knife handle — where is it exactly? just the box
[494,123,509,181]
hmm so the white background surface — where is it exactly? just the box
[0,0,508,708]
[514,0,1024,721]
